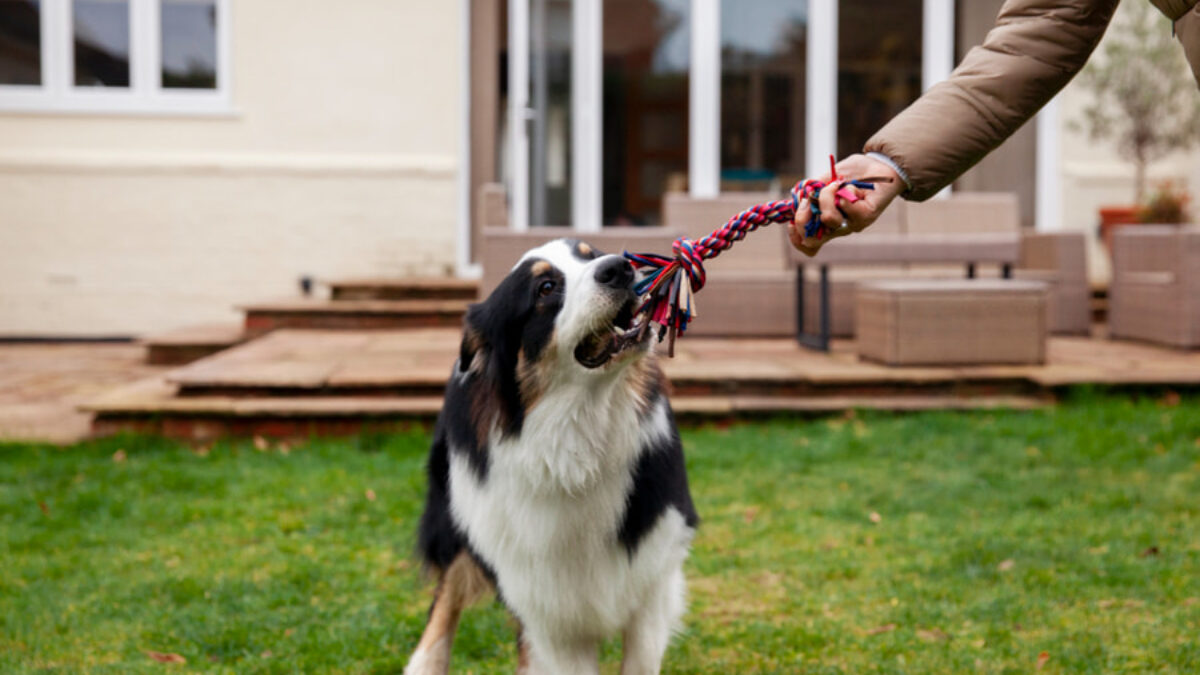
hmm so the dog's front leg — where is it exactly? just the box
[524,632,600,675]
[404,553,492,675]
[620,568,686,675]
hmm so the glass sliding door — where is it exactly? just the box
[506,0,574,228]
[603,0,690,226]
[720,0,806,192]
[528,0,573,226]
[836,0,922,159]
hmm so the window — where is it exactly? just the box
[0,0,228,112]
[603,0,690,226]
[720,0,807,192]
[0,0,43,85]
[836,0,922,158]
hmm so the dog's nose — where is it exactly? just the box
[594,256,634,290]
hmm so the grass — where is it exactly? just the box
[2,392,1199,674]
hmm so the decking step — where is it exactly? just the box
[141,323,246,365]
[163,329,1049,399]
[84,377,1050,440]
[241,299,469,337]
[329,277,479,301]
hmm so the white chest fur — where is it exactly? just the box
[447,388,692,642]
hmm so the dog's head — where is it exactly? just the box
[456,238,655,437]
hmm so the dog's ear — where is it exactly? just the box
[458,323,481,373]
[459,272,535,439]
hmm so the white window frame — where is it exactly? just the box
[0,0,232,115]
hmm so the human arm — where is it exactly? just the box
[865,0,1121,201]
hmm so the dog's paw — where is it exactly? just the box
[403,639,451,675]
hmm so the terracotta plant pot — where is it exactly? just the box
[1097,205,1140,251]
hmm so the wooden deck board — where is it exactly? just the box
[154,329,1200,394]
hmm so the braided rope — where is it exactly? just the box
[624,156,874,356]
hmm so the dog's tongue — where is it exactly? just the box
[574,331,617,368]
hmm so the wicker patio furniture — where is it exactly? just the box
[1108,225,1200,349]
[790,193,1090,348]
[856,279,1049,366]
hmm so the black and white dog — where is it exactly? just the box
[405,239,698,675]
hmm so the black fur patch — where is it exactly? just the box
[417,402,499,589]
[617,402,699,557]
[416,416,469,570]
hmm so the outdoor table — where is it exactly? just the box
[794,234,1021,351]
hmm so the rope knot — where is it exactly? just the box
[670,237,707,293]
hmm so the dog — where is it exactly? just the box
[404,238,698,675]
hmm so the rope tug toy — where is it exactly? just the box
[622,156,875,357]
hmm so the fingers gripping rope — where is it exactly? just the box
[623,156,874,356]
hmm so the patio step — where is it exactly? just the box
[241,299,469,337]
[328,277,479,302]
[141,323,246,365]
[160,329,1049,400]
[84,328,1200,440]
[84,377,1049,440]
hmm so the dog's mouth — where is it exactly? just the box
[573,298,649,369]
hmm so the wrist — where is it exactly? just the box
[865,152,912,194]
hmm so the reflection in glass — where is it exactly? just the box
[529,0,572,226]
[836,0,922,158]
[720,0,807,191]
[73,0,130,87]
[0,0,41,85]
[161,0,217,89]
[603,0,690,226]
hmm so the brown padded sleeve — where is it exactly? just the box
[864,0,1120,201]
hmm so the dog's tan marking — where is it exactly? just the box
[460,328,484,375]
[516,343,555,411]
[407,553,493,675]
[516,622,532,675]
[531,260,553,276]
[627,357,668,419]
[577,242,592,257]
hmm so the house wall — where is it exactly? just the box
[0,0,461,336]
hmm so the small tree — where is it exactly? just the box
[1076,0,1200,203]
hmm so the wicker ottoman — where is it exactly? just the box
[856,280,1049,366]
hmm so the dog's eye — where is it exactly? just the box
[538,280,556,297]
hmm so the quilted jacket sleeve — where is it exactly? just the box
[864,0,1121,201]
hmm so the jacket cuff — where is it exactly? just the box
[865,152,913,193]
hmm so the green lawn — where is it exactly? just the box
[2,392,1199,674]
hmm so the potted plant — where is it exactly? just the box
[1137,180,1192,225]
[1073,1,1200,250]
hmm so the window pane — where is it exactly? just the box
[836,0,922,158]
[73,0,130,87]
[528,0,572,226]
[161,0,217,89]
[0,0,41,85]
[720,0,806,191]
[603,0,690,226]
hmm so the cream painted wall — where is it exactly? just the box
[1056,13,1200,285]
[0,0,461,336]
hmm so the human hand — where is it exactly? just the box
[788,153,905,257]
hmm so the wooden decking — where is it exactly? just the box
[83,328,1200,439]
